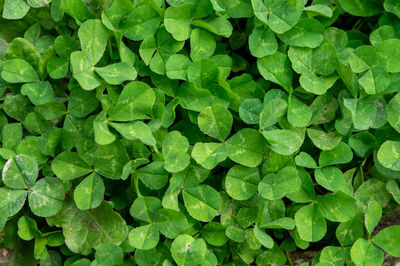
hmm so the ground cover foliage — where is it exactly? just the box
[1,0,400,265]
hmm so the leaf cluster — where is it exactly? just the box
[1,0,400,265]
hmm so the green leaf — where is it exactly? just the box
[93,111,116,146]
[350,238,384,266]
[370,25,395,47]
[344,98,377,130]
[358,66,390,95]
[225,165,260,201]
[128,224,159,250]
[355,178,391,207]
[30,3,50,15]
[17,216,40,241]
[46,57,69,79]
[34,101,65,120]
[316,191,358,222]
[67,85,99,118]
[21,81,54,105]
[202,222,228,246]
[372,225,400,257]
[2,0,30,19]
[153,208,189,239]
[5,37,40,69]
[2,123,22,152]
[166,54,191,81]
[52,152,92,181]
[110,121,156,147]
[164,3,193,41]
[187,59,218,88]
[384,0,400,18]
[253,226,274,249]
[108,81,156,121]
[239,98,263,124]
[336,215,364,246]
[94,243,124,266]
[225,225,246,242]
[386,180,400,204]
[260,217,296,230]
[259,98,287,129]
[198,105,232,141]
[228,73,257,102]
[101,0,133,31]
[3,95,31,122]
[183,184,221,222]
[225,128,265,167]
[288,43,338,93]
[249,25,278,58]
[130,196,162,223]
[71,259,91,266]
[192,17,233,38]
[60,0,94,23]
[16,137,48,164]
[377,140,400,171]
[191,142,227,170]
[295,152,318,169]
[287,95,312,127]
[338,0,382,16]
[348,46,376,73]
[190,29,216,61]
[171,235,207,266]
[54,35,79,59]
[28,177,65,217]
[387,92,400,133]
[304,4,333,17]
[95,62,137,85]
[2,154,38,189]
[120,5,161,41]
[120,159,148,181]
[319,142,353,167]
[300,72,339,95]
[319,246,346,266]
[135,161,169,190]
[178,83,229,112]
[295,203,327,242]
[262,129,303,156]
[307,128,342,151]
[162,131,190,173]
[278,18,324,48]
[73,173,105,210]
[70,51,101,91]
[257,52,292,92]
[376,39,400,73]
[258,166,301,200]
[1,59,39,83]
[218,0,253,18]
[0,187,27,217]
[315,166,345,192]
[94,142,129,180]
[78,19,110,65]
[365,200,382,236]
[312,94,338,127]
[46,197,128,255]
[252,0,304,34]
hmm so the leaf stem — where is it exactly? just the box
[286,250,294,266]
[133,174,141,197]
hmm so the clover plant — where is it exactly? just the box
[1,0,400,265]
